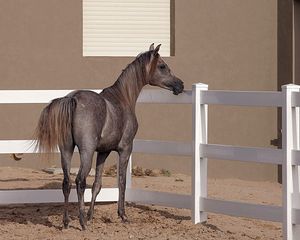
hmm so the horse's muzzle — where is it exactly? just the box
[172,78,184,95]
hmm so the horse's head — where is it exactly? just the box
[147,44,184,95]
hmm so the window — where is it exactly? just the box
[83,0,173,57]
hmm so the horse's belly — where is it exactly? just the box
[96,136,120,152]
[96,122,124,152]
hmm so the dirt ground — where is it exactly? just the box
[0,166,282,240]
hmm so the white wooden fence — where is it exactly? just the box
[0,83,300,240]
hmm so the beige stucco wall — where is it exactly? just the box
[0,0,278,181]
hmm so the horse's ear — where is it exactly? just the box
[149,44,160,74]
[149,43,155,51]
[154,44,161,55]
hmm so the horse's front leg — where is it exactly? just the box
[117,147,132,223]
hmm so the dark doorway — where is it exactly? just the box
[276,0,299,183]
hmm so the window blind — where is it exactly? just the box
[83,0,171,57]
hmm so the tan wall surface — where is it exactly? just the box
[0,0,278,181]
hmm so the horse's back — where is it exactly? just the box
[71,90,105,117]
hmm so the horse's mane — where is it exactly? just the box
[103,50,154,109]
[116,50,151,87]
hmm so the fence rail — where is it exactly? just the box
[200,90,283,107]
[201,143,283,165]
[0,89,193,104]
[201,197,283,223]
[0,83,300,239]
[0,139,192,156]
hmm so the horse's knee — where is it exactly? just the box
[76,177,86,192]
[92,181,102,192]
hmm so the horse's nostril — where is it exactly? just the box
[172,81,184,95]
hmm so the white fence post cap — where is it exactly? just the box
[282,84,300,90]
[192,83,208,89]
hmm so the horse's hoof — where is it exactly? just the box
[79,220,87,230]
[63,223,69,229]
[122,219,130,224]
[80,220,87,231]
[79,210,87,230]
[63,217,70,229]
[120,215,130,224]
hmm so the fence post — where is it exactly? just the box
[291,85,300,237]
[282,84,300,240]
[192,83,208,224]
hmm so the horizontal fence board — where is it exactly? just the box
[0,140,38,154]
[200,90,282,107]
[293,208,300,225]
[1,141,285,165]
[0,140,192,156]
[0,188,191,209]
[0,188,118,205]
[0,89,192,104]
[201,197,282,223]
[201,144,283,165]
[0,90,99,104]
[292,150,300,165]
[292,92,300,107]
[133,140,192,156]
[137,89,192,104]
[126,188,191,209]
[293,193,300,209]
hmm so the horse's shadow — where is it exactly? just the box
[0,181,191,231]
[0,201,191,230]
[0,182,86,231]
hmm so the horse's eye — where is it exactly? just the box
[159,64,166,70]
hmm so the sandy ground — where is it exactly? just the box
[0,166,282,240]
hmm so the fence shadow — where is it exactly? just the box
[127,202,191,222]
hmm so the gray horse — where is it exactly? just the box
[35,44,184,230]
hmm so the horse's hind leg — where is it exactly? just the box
[60,145,74,229]
[87,151,110,221]
[76,150,94,230]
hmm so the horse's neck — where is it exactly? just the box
[110,71,146,110]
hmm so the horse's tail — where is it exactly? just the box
[34,96,77,153]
